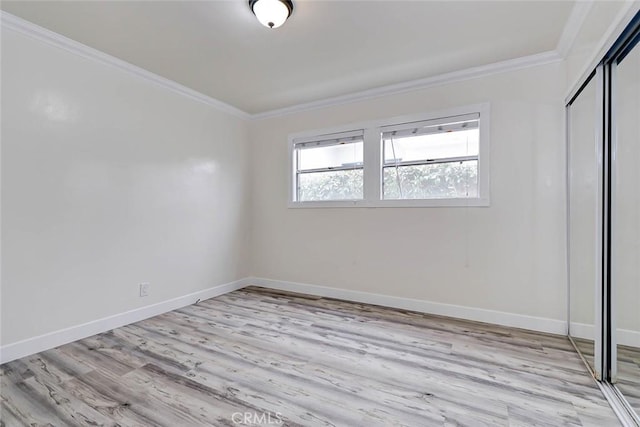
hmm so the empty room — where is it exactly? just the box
[1,0,639,426]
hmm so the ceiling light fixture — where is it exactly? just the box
[249,0,293,29]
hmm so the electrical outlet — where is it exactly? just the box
[139,282,150,297]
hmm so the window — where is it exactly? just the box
[289,104,489,207]
[381,114,479,200]
[292,130,364,202]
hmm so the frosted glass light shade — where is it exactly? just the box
[250,0,293,29]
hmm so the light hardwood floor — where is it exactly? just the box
[1,286,620,426]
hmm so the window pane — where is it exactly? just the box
[298,169,363,201]
[383,160,478,199]
[383,128,478,164]
[298,141,363,171]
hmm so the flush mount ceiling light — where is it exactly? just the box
[249,0,293,29]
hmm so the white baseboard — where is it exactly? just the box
[569,322,595,341]
[618,328,640,348]
[0,278,252,364]
[570,322,640,348]
[247,277,568,336]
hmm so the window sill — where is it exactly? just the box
[288,197,490,209]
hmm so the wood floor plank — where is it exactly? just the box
[0,401,26,427]
[19,374,116,426]
[0,360,34,384]
[61,375,161,426]
[1,377,71,426]
[0,286,622,426]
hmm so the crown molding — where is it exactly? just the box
[556,1,594,59]
[0,11,251,120]
[251,50,563,120]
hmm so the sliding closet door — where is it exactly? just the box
[611,33,640,414]
[568,71,603,378]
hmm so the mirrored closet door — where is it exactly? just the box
[567,11,640,425]
[568,71,601,378]
[611,29,640,417]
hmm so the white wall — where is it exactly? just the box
[249,62,568,323]
[1,28,251,346]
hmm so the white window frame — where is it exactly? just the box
[288,103,490,208]
[291,129,365,205]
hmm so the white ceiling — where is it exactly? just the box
[1,0,575,114]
